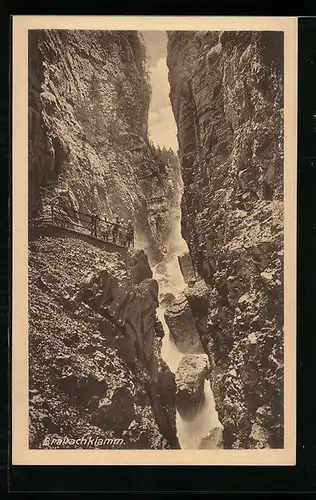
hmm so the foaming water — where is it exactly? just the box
[151,203,223,449]
[156,304,183,374]
[152,245,185,373]
[176,380,222,449]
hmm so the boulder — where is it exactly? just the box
[199,426,224,449]
[126,249,152,284]
[164,292,204,353]
[184,279,210,317]
[175,354,210,419]
[177,252,195,283]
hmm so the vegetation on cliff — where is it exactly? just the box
[28,29,179,260]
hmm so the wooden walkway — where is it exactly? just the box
[30,198,134,251]
[29,223,129,253]
[30,175,134,251]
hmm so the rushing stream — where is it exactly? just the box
[151,204,223,449]
[140,32,223,449]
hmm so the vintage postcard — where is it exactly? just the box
[12,16,297,465]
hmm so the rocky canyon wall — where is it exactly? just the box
[167,30,284,449]
[28,29,180,261]
[29,236,179,449]
[28,30,181,449]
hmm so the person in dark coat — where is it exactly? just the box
[101,223,111,241]
[111,216,120,243]
[126,220,134,248]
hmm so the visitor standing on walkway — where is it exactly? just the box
[101,222,111,242]
[126,220,134,248]
[111,216,120,243]
[90,210,98,237]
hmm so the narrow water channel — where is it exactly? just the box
[142,31,223,449]
[152,192,223,450]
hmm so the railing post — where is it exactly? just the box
[95,216,99,238]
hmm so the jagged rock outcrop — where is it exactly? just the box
[184,279,210,318]
[167,30,284,448]
[28,29,180,261]
[29,236,179,449]
[199,426,224,449]
[177,252,195,283]
[142,145,183,261]
[164,292,204,354]
[175,354,209,419]
[184,280,211,349]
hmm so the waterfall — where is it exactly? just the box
[142,30,223,449]
[151,192,223,450]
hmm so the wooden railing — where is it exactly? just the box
[51,206,134,248]
[31,174,134,248]
[32,202,134,249]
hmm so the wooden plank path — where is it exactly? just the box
[30,200,134,251]
[29,223,130,253]
[30,174,134,251]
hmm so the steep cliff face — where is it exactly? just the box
[167,31,284,449]
[29,236,179,449]
[28,29,180,261]
[28,30,181,450]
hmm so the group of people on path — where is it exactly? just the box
[90,212,134,248]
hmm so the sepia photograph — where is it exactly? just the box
[12,16,297,465]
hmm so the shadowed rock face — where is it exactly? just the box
[28,29,181,261]
[167,30,284,449]
[177,253,195,283]
[164,292,205,354]
[175,354,209,419]
[28,29,185,452]
[29,237,179,449]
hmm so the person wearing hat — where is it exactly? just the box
[101,221,111,242]
[111,216,120,244]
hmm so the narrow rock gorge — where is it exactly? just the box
[28,28,285,451]
[167,30,284,449]
[28,29,181,262]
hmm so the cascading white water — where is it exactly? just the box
[151,195,223,450]
[141,32,223,448]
